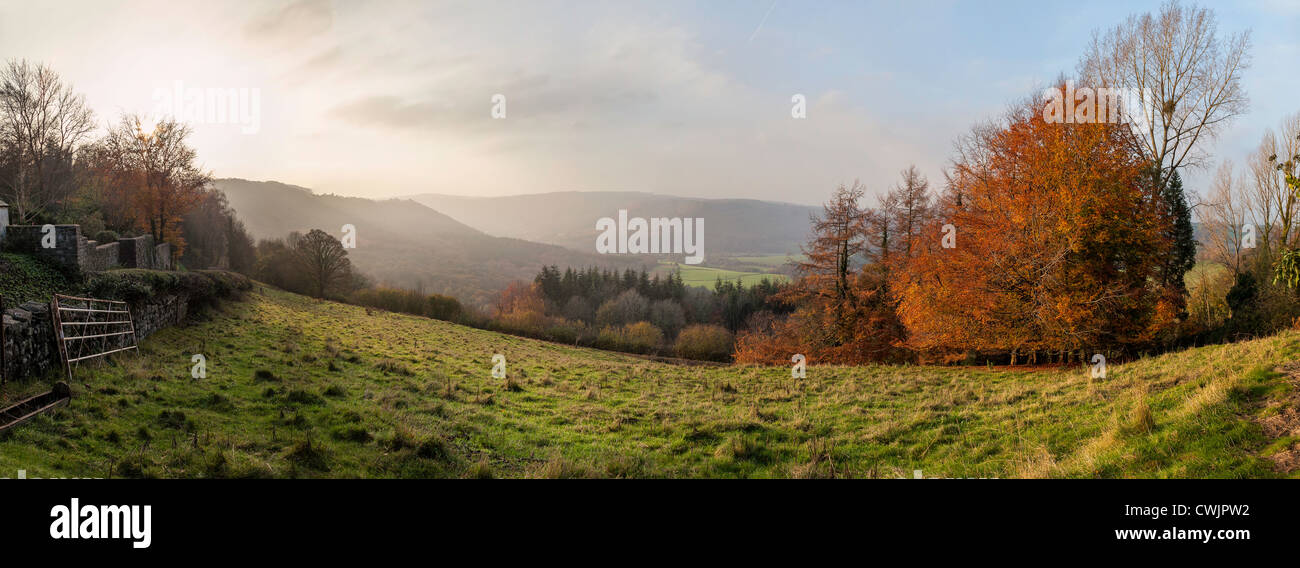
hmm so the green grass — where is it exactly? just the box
[733,254,802,268]
[1,286,1297,478]
[661,261,789,288]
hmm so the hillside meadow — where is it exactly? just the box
[1,286,1297,479]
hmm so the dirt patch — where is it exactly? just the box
[1257,363,1300,473]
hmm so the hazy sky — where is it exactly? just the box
[1,0,1296,206]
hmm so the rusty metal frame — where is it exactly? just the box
[0,388,70,433]
[0,294,5,385]
[51,294,139,380]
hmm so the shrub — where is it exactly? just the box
[595,321,665,354]
[675,324,734,362]
[595,289,649,327]
[82,269,251,306]
[0,252,71,303]
[92,230,119,244]
[622,321,665,353]
[648,299,686,337]
[427,293,462,321]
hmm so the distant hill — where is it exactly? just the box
[403,191,819,256]
[216,179,644,307]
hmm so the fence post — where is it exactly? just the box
[50,296,72,381]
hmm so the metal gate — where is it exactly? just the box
[51,294,139,380]
[1,294,6,384]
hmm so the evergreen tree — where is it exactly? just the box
[1163,170,1198,293]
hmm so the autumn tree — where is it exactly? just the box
[1079,1,1250,297]
[293,229,354,298]
[869,166,934,286]
[92,115,211,258]
[886,165,932,262]
[796,181,869,311]
[0,60,96,223]
[896,91,1177,361]
[736,181,909,364]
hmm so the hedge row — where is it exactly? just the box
[82,269,253,306]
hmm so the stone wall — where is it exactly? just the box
[1,300,58,382]
[1,225,83,273]
[0,225,171,274]
[1,271,251,383]
[2,291,188,382]
[154,243,172,270]
[116,234,153,270]
[82,241,121,272]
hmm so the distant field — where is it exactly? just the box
[2,286,1297,478]
[732,255,802,268]
[662,262,789,288]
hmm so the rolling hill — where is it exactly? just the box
[404,191,820,257]
[3,285,1296,478]
[216,179,643,307]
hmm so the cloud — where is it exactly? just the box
[244,0,333,44]
[328,95,444,129]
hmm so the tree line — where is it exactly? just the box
[737,2,1299,366]
[0,59,254,273]
[486,267,788,361]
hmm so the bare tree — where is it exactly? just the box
[888,165,932,260]
[0,60,96,223]
[294,228,354,298]
[798,181,868,305]
[1078,1,1251,188]
[1245,116,1300,256]
[1202,161,1248,273]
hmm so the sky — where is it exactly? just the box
[0,0,1296,206]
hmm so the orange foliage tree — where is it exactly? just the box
[90,115,211,259]
[894,90,1178,361]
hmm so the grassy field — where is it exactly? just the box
[732,254,802,268]
[1,286,1298,478]
[660,261,789,288]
